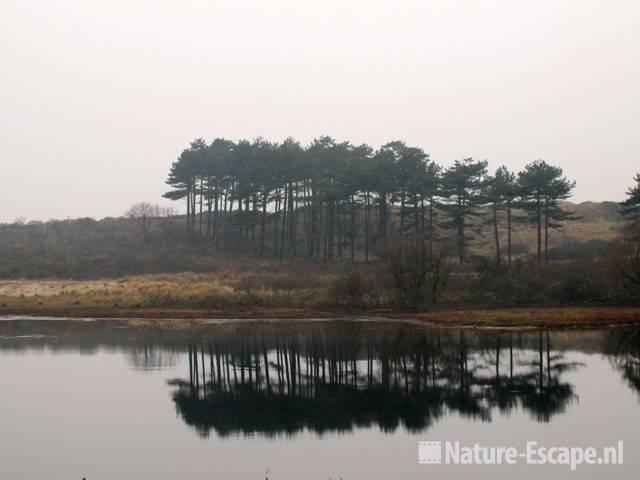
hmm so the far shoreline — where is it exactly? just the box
[2,305,640,329]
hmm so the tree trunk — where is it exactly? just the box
[457,198,464,264]
[414,194,420,233]
[273,190,279,257]
[279,184,288,260]
[378,192,387,239]
[364,192,370,263]
[400,191,406,233]
[206,180,213,239]
[287,183,294,256]
[536,193,542,263]
[544,196,549,264]
[493,205,501,264]
[428,196,434,259]
[198,178,203,240]
[213,193,219,246]
[350,196,355,264]
[507,201,512,265]
[186,190,191,237]
[259,192,267,257]
[337,205,343,261]
[316,200,322,261]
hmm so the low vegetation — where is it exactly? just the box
[0,248,637,318]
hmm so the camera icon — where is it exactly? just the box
[419,441,442,464]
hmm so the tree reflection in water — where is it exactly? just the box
[168,325,582,437]
[607,327,640,397]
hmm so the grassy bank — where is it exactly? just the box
[1,273,639,327]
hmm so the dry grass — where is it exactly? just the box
[0,273,231,305]
[0,268,339,310]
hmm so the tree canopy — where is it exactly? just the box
[164,137,577,264]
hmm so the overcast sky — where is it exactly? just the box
[1,0,639,222]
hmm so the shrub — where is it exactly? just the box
[379,235,453,307]
[607,240,640,302]
[326,271,371,310]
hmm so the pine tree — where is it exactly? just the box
[484,166,518,264]
[441,158,488,264]
[518,160,576,263]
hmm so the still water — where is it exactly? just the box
[1,318,639,479]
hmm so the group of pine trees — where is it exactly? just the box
[164,136,576,264]
[621,173,640,240]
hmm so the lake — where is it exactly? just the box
[0,318,639,479]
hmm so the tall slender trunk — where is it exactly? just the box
[400,191,406,233]
[237,194,243,243]
[259,192,267,257]
[536,193,542,263]
[307,188,315,258]
[322,203,329,262]
[198,178,203,239]
[273,190,280,257]
[337,204,343,261]
[507,200,512,265]
[213,193,219,246]
[292,192,298,256]
[226,193,234,251]
[327,201,334,260]
[544,196,549,264]
[428,196,434,259]
[186,190,191,236]
[279,184,288,260]
[251,192,257,244]
[205,180,213,239]
[364,192,370,264]
[493,205,501,264]
[316,201,322,261]
[378,192,387,239]
[221,188,228,249]
[414,193,419,233]
[288,183,295,256]
[191,185,196,241]
[457,197,464,264]
[350,196,355,264]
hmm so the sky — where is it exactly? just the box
[1,0,639,222]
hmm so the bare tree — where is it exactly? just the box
[609,240,640,288]
[126,202,166,243]
[380,234,453,307]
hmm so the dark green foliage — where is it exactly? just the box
[518,160,577,263]
[161,137,582,269]
[440,158,488,263]
[621,173,640,240]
